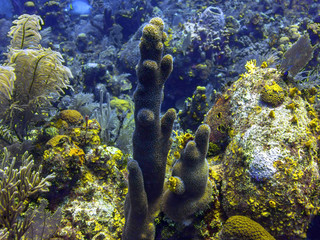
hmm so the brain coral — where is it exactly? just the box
[59,109,84,125]
[220,215,275,240]
[216,60,320,239]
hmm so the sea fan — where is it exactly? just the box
[0,14,72,140]
[280,34,314,77]
[7,48,72,109]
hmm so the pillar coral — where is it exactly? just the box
[122,17,176,240]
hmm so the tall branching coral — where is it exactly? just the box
[0,14,72,140]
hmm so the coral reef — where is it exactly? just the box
[1,1,320,239]
[43,134,84,199]
[55,146,127,240]
[39,111,128,239]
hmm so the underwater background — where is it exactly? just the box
[0,0,320,239]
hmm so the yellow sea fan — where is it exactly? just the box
[8,14,43,49]
[0,65,15,102]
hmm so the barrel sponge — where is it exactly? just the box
[260,82,285,107]
[162,124,213,222]
[220,215,275,240]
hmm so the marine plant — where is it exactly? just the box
[0,14,72,140]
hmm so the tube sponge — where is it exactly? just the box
[162,124,213,222]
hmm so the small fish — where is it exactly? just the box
[65,0,92,15]
[282,65,293,83]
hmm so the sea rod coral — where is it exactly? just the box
[0,148,55,239]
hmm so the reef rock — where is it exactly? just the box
[210,60,320,239]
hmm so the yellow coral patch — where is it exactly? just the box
[69,147,85,165]
[260,82,285,107]
[245,59,257,73]
[46,135,70,147]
